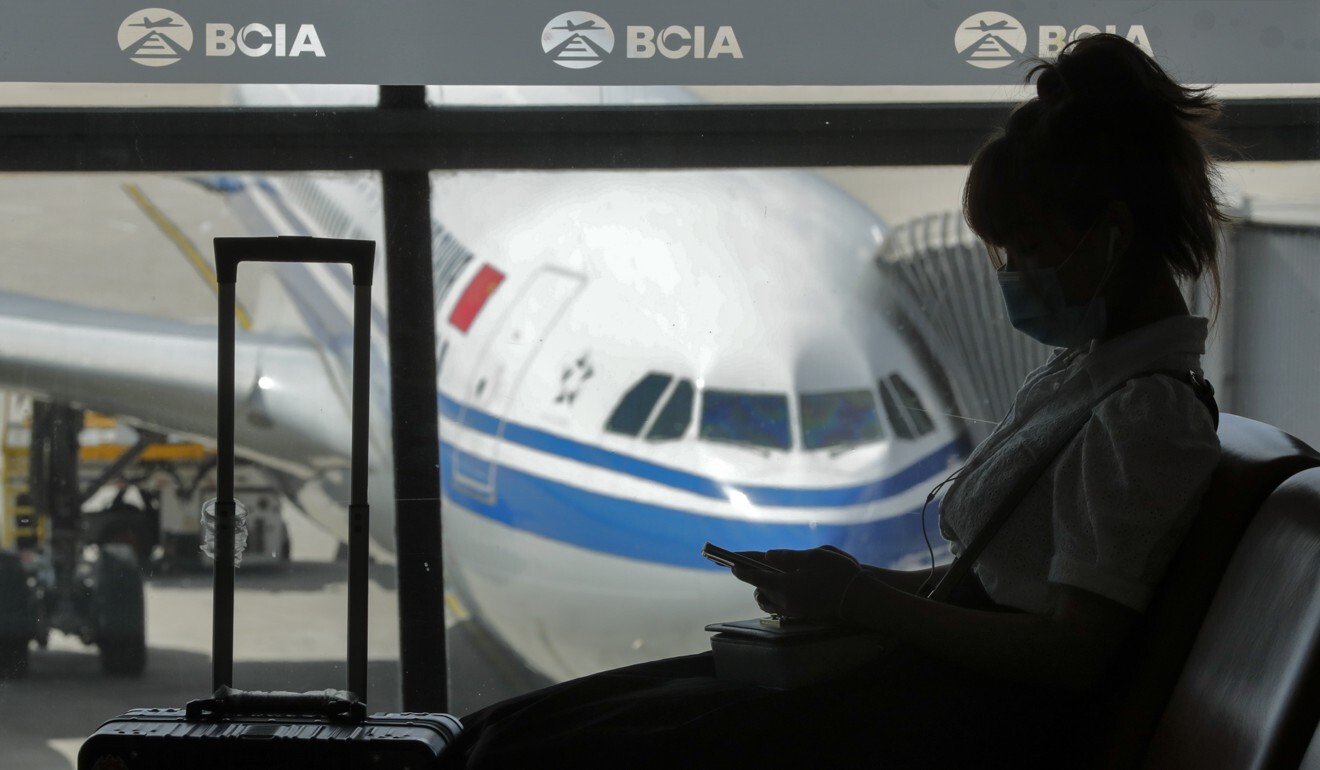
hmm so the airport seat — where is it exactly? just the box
[1301,722,1320,770]
[1141,465,1320,768]
[1093,414,1320,768]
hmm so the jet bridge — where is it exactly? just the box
[875,199,1320,453]
[874,211,1053,445]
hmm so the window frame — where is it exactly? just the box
[645,378,695,442]
[4,85,1317,714]
[1,98,1316,172]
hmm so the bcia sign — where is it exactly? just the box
[1040,24,1152,57]
[206,23,325,58]
[627,25,743,59]
[541,13,742,70]
[118,9,325,68]
[956,13,1154,71]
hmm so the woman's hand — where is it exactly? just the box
[731,546,863,621]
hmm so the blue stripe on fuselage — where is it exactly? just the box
[440,443,943,570]
[439,391,962,508]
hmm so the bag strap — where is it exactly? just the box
[924,368,1217,603]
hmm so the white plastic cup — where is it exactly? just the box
[200,498,249,566]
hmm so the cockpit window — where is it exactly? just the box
[889,374,935,435]
[700,390,791,451]
[799,389,884,450]
[879,373,935,439]
[606,373,672,436]
[647,379,694,441]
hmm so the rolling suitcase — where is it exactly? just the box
[79,236,461,770]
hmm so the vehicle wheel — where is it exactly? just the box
[95,544,147,676]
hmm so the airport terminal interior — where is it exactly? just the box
[1,7,1319,769]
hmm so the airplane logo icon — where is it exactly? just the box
[954,11,1028,70]
[554,19,604,33]
[129,15,183,30]
[965,19,1015,33]
[542,12,616,70]
[118,8,194,67]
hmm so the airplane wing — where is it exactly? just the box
[0,289,352,481]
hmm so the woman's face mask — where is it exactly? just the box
[996,225,1120,348]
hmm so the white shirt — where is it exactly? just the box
[938,315,1220,613]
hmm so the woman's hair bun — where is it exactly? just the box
[1034,36,1132,107]
[1034,66,1068,103]
[965,32,1229,323]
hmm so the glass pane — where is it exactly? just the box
[646,379,694,441]
[699,391,791,451]
[0,83,231,107]
[225,83,1320,109]
[0,171,402,769]
[687,84,1320,104]
[877,380,916,440]
[5,156,1319,756]
[5,79,1316,109]
[2,43,1319,762]
[605,373,672,436]
[888,374,936,437]
[799,389,883,450]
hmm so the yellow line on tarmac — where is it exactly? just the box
[123,182,253,330]
[445,591,471,623]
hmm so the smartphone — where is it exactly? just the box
[701,542,786,574]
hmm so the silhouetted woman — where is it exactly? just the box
[440,33,1226,769]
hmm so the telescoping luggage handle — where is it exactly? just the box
[211,236,375,704]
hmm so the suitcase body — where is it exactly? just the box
[78,238,460,769]
[81,707,460,770]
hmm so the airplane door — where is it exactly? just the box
[452,267,583,503]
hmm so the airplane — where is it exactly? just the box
[554,20,604,32]
[0,84,970,683]
[966,20,1015,32]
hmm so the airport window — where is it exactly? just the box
[799,389,884,451]
[646,379,695,441]
[3,6,1320,753]
[699,390,792,451]
[605,373,672,436]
